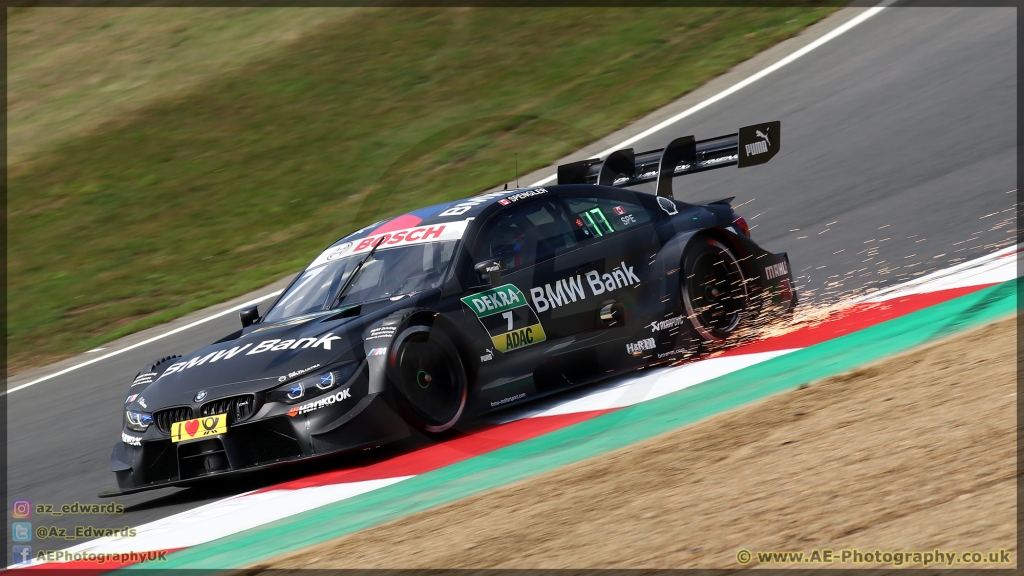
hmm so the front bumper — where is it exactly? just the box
[105,373,410,496]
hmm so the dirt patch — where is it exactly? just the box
[249,316,1017,570]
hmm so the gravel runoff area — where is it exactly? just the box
[247,316,1017,570]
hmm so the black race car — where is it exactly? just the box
[106,121,795,495]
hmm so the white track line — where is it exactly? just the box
[857,244,1019,303]
[5,1,896,397]
[3,290,283,396]
[27,477,411,563]
[529,0,896,187]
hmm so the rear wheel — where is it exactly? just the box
[388,326,467,434]
[681,235,748,341]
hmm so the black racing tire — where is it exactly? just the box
[387,325,467,434]
[681,234,748,342]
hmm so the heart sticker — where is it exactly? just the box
[184,419,200,437]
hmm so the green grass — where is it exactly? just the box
[7,7,359,168]
[8,6,837,373]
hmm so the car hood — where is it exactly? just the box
[133,312,365,408]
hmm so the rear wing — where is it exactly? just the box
[557,121,780,198]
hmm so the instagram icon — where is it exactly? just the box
[11,500,31,519]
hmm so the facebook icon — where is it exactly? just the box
[13,545,32,565]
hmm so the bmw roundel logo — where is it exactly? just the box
[194,391,208,402]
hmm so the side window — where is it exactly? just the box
[563,196,653,239]
[473,199,578,272]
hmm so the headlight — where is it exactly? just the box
[125,410,153,432]
[267,363,358,405]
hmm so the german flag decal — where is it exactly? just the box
[461,284,547,353]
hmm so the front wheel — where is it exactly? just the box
[681,235,748,342]
[387,326,467,434]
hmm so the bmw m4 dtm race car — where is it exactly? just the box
[106,121,795,495]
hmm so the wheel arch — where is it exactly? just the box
[383,309,477,390]
[133,355,182,381]
[384,313,469,434]
[657,225,752,305]
[680,226,756,281]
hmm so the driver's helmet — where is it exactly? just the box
[490,230,526,269]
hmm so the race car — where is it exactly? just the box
[105,121,795,495]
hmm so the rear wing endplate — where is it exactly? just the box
[557,121,780,198]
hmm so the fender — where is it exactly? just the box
[361,308,431,394]
[660,224,795,320]
[654,226,701,306]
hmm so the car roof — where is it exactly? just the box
[323,184,652,250]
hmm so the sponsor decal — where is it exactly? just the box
[480,348,494,362]
[366,325,398,341]
[159,333,342,379]
[461,285,547,353]
[613,205,626,215]
[627,337,656,356]
[131,372,157,387]
[531,261,641,313]
[136,396,147,409]
[125,394,138,406]
[744,127,772,157]
[496,188,547,206]
[738,121,780,168]
[657,196,678,216]
[490,392,526,407]
[306,220,470,268]
[327,242,355,261]
[390,294,406,301]
[765,260,789,281]
[657,347,689,359]
[648,315,686,333]
[439,190,513,217]
[121,431,142,446]
[287,387,353,417]
[194,391,208,402]
[620,214,637,226]
[368,347,387,356]
[279,363,322,383]
[746,141,768,156]
[170,414,227,443]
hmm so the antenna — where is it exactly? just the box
[515,153,520,188]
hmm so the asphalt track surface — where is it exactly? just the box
[6,6,1015,550]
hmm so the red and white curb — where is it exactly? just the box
[14,244,1018,570]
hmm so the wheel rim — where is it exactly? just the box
[684,243,746,339]
[395,333,463,429]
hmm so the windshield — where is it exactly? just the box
[263,240,458,323]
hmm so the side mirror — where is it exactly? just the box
[239,305,261,328]
[598,299,624,327]
[474,259,507,286]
